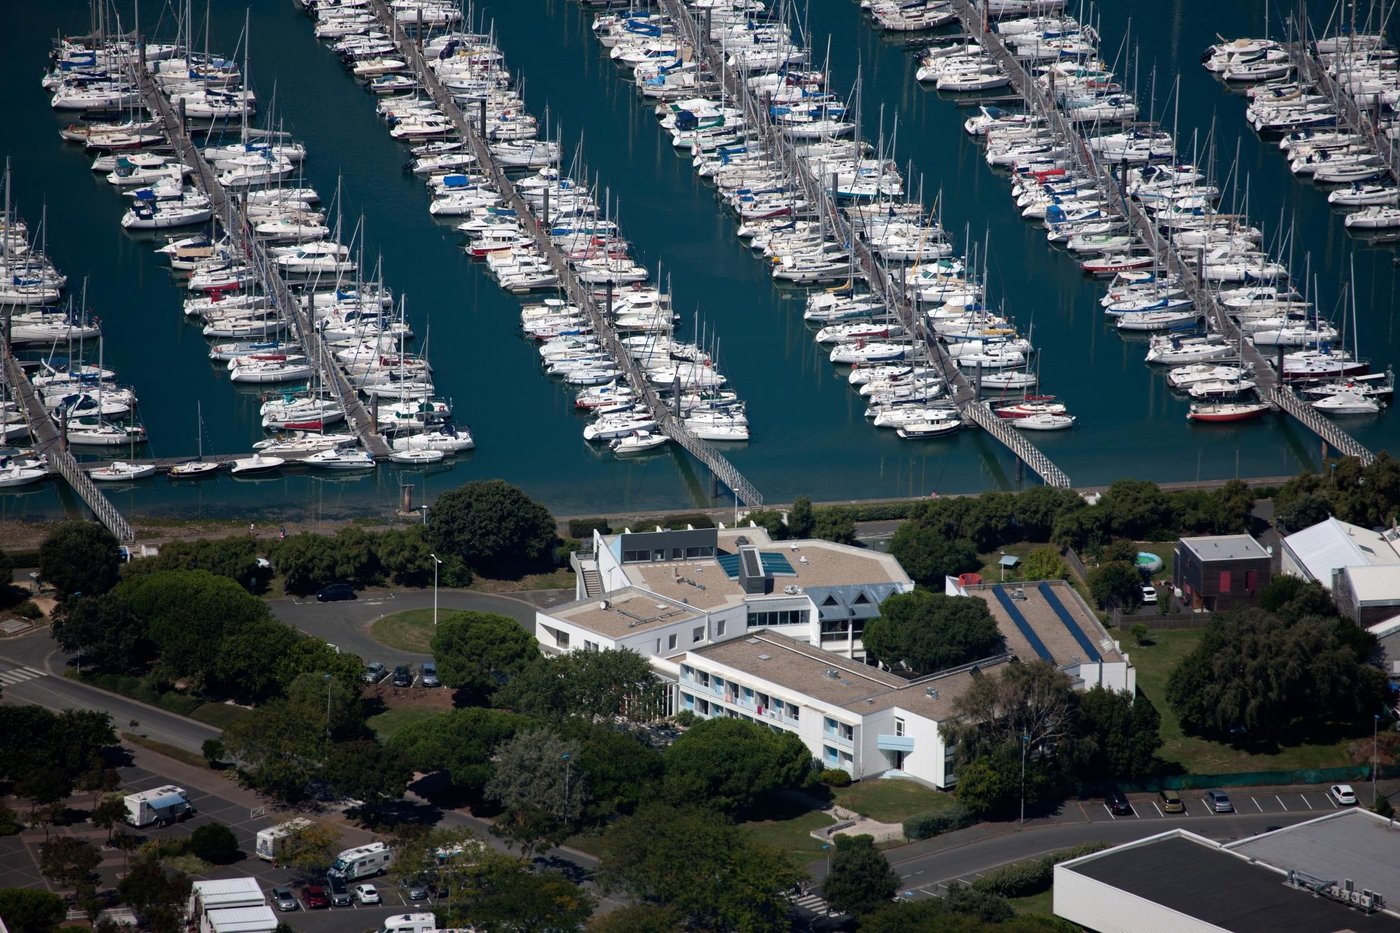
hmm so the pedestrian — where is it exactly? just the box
[249,522,255,534]
[279,526,287,541]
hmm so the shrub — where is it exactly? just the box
[818,768,853,788]
[673,710,697,727]
[971,858,1050,898]
[202,739,226,767]
[0,801,20,836]
[1376,796,1395,819]
[567,518,612,539]
[903,804,976,841]
[187,823,239,864]
[12,600,42,620]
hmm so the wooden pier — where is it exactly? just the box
[129,53,391,459]
[665,0,1071,488]
[368,0,762,506]
[948,0,1374,467]
[1290,37,1397,186]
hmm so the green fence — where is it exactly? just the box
[1117,763,1400,794]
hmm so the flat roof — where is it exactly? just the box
[1067,833,1400,932]
[1179,534,1270,562]
[1226,809,1400,911]
[966,582,1124,669]
[687,632,1007,720]
[618,527,912,612]
[205,906,278,933]
[544,587,704,640]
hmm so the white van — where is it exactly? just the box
[327,842,393,881]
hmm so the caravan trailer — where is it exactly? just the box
[254,818,315,862]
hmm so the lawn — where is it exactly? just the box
[1008,890,1055,918]
[1133,629,1353,774]
[367,706,441,741]
[370,609,439,652]
[190,703,253,730]
[834,779,955,824]
[741,810,837,863]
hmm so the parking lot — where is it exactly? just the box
[1085,785,1364,821]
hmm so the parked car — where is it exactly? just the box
[316,583,355,602]
[1158,789,1185,814]
[362,661,388,685]
[1105,786,1133,816]
[403,877,430,901]
[420,661,440,688]
[1204,790,1234,813]
[352,883,381,905]
[327,875,352,907]
[270,887,298,912]
[302,884,330,909]
[1140,584,1157,605]
[392,665,414,688]
[1329,783,1358,806]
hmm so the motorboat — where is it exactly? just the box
[1310,391,1383,415]
[1187,401,1272,422]
[304,446,377,470]
[0,460,48,489]
[610,429,669,456]
[229,453,285,474]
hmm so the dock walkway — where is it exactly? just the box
[369,0,762,505]
[949,0,1374,466]
[667,0,1070,487]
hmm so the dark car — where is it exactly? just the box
[1105,786,1133,816]
[327,875,351,907]
[316,583,356,602]
[270,887,299,912]
[392,665,413,688]
[302,884,330,910]
[362,661,388,685]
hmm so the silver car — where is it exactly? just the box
[270,887,299,912]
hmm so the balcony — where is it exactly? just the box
[877,734,914,752]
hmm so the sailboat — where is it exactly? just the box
[169,401,221,477]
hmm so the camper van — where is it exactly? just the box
[254,818,315,862]
[327,842,393,881]
[377,913,476,933]
[123,786,193,828]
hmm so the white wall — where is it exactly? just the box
[1053,865,1225,933]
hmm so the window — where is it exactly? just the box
[824,745,839,766]
[685,546,713,559]
[853,592,870,605]
[653,550,666,561]
[681,665,693,680]
[667,633,677,651]
[716,619,727,637]
[555,629,570,649]
[824,716,837,734]
[1219,571,1232,593]
[672,548,683,560]
[698,671,710,687]
[840,751,853,765]
[747,609,810,627]
[692,626,705,644]
[895,717,905,737]
[840,723,854,742]
[681,692,694,710]
[1245,570,1258,593]
[584,640,598,652]
[657,639,662,654]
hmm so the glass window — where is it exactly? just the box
[824,745,839,766]
[716,619,727,637]
[653,550,666,561]
[692,626,704,644]
[667,633,677,650]
[895,717,905,737]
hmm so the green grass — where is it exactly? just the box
[370,608,440,652]
[120,732,212,771]
[1008,890,1055,917]
[741,810,837,862]
[1133,629,1353,774]
[189,703,253,730]
[834,779,955,824]
[367,706,441,741]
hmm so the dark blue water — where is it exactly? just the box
[0,0,1394,526]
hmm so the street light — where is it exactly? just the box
[418,504,429,526]
[430,553,443,626]
[1375,714,1381,807]
[323,673,333,740]
[1020,732,1029,825]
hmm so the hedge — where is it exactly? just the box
[971,842,1110,898]
[818,768,853,788]
[815,502,918,522]
[903,803,976,840]
[567,519,612,538]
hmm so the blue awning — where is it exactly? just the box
[148,793,186,810]
[877,735,914,752]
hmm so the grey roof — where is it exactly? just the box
[1179,534,1270,562]
[1226,809,1400,912]
[1067,833,1400,932]
[1284,518,1400,586]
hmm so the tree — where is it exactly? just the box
[375,526,435,586]
[273,533,348,597]
[1072,687,1161,782]
[1167,608,1384,740]
[486,730,582,854]
[211,618,302,703]
[1087,561,1141,611]
[556,719,664,823]
[663,718,812,814]
[431,611,540,697]
[428,479,557,579]
[389,708,533,800]
[39,837,101,900]
[812,509,857,545]
[0,707,117,814]
[117,855,191,933]
[498,648,664,722]
[277,821,340,878]
[586,904,681,932]
[862,590,1004,675]
[92,794,127,843]
[821,833,900,915]
[451,851,594,933]
[51,593,149,674]
[1099,480,1176,541]
[38,522,120,601]
[323,740,413,819]
[1020,547,1068,582]
[0,888,65,933]
[597,804,802,933]
[121,536,271,592]
[187,823,240,864]
[889,524,981,588]
[787,496,816,539]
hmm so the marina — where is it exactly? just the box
[0,0,1394,524]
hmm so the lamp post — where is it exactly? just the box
[418,505,429,526]
[1375,714,1381,807]
[430,553,442,626]
[323,673,333,740]
[1020,732,1029,825]
[821,842,831,877]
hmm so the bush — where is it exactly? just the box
[567,518,612,539]
[187,823,240,864]
[971,858,1051,898]
[1376,796,1395,818]
[12,600,42,620]
[0,801,20,836]
[673,710,697,727]
[818,768,853,788]
[903,804,976,841]
[201,739,226,768]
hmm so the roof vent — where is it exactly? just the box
[600,600,610,610]
[757,653,771,661]
[799,556,809,564]
[824,669,840,679]
[736,536,750,546]
[926,687,939,699]
[746,637,761,644]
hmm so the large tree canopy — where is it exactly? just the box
[863,590,1004,675]
[427,479,557,579]
[38,521,120,600]
[389,708,534,799]
[430,611,540,697]
[662,717,812,814]
[888,525,980,588]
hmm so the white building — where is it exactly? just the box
[1280,517,1400,625]
[186,879,276,933]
